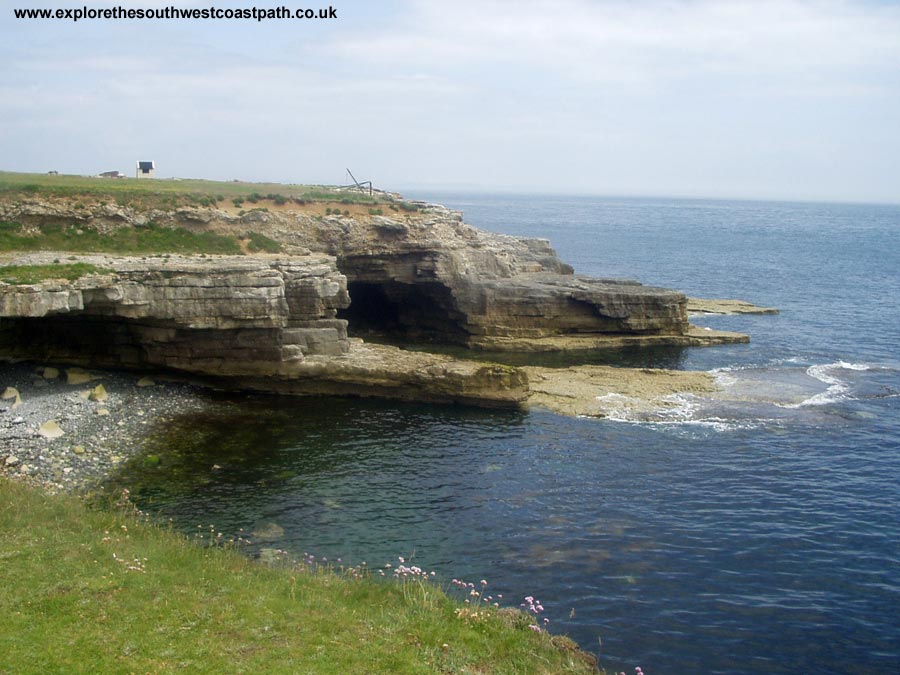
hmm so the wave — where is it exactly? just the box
[595,392,775,432]
[592,360,897,432]
[783,361,872,408]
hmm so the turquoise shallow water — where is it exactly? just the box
[119,195,900,675]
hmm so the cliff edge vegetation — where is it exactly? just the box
[0,478,597,675]
[0,170,390,208]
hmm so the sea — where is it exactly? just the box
[119,194,900,675]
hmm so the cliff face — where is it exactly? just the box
[0,197,703,349]
[0,252,528,407]
[0,191,746,407]
[0,253,349,371]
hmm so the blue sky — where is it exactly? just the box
[3,0,900,203]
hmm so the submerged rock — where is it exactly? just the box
[525,364,718,418]
[252,522,285,542]
[257,547,287,567]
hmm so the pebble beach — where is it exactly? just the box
[0,361,214,493]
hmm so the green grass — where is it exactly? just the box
[0,171,386,207]
[0,479,597,675]
[0,222,242,255]
[245,231,284,254]
[0,263,111,285]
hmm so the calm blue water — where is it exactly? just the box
[122,195,900,674]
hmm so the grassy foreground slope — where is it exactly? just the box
[0,479,597,675]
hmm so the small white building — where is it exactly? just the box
[136,161,155,179]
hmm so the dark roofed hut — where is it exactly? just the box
[136,161,155,179]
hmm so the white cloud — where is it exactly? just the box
[2,0,899,201]
[329,0,900,93]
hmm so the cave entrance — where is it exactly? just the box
[0,314,285,371]
[0,315,148,368]
[338,280,469,344]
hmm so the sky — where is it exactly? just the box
[2,0,900,203]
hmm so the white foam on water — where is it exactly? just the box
[593,360,884,431]
[835,360,870,371]
[597,392,768,431]
[711,370,738,387]
[601,412,766,433]
[710,356,809,373]
[656,393,701,421]
[667,417,763,432]
[784,361,870,408]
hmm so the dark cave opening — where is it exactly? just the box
[337,282,402,335]
[338,280,469,344]
[0,314,285,371]
[0,315,148,367]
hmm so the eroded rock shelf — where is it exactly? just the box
[0,193,752,408]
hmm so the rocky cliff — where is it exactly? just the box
[0,186,747,407]
[0,194,744,351]
[0,253,349,368]
[0,252,527,407]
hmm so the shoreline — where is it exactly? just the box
[2,357,726,494]
[0,361,219,493]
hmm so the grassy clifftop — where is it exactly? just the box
[0,170,387,209]
[0,171,422,263]
[0,479,598,675]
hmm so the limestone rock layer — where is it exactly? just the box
[0,196,695,346]
[0,253,531,406]
[0,254,351,374]
[0,193,748,406]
